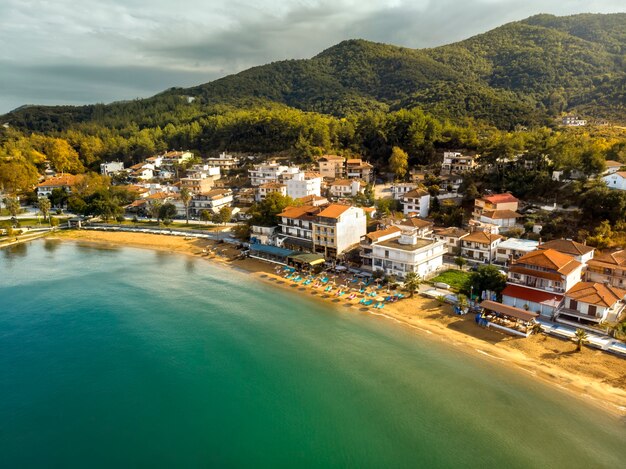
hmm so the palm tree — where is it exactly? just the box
[180,188,192,225]
[573,328,589,352]
[3,197,20,218]
[403,272,422,298]
[148,200,163,225]
[456,294,469,312]
[38,197,51,222]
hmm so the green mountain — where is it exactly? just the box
[4,13,626,131]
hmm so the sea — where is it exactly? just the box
[1,239,624,468]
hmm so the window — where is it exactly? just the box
[385,250,389,258]
[569,299,578,310]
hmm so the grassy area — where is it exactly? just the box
[0,218,42,229]
[430,269,471,291]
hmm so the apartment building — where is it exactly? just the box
[318,155,345,179]
[460,231,503,263]
[441,151,477,174]
[401,188,430,217]
[285,172,321,199]
[255,182,287,202]
[345,159,374,183]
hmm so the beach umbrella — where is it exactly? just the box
[375,296,385,302]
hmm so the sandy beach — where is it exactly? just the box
[48,229,626,417]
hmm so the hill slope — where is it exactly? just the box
[3,13,626,131]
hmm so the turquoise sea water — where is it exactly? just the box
[0,240,624,468]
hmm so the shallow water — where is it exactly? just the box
[1,240,624,468]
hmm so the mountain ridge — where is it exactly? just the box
[3,12,626,130]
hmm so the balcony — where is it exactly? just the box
[507,277,564,293]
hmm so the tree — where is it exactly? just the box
[454,256,467,270]
[456,294,469,312]
[148,200,163,224]
[573,328,589,352]
[49,188,68,208]
[199,209,212,222]
[3,197,20,217]
[180,188,192,224]
[159,202,177,222]
[463,265,506,299]
[389,146,408,180]
[403,272,422,298]
[219,206,232,224]
[38,197,51,222]
[0,160,39,194]
[529,321,543,335]
[248,192,296,227]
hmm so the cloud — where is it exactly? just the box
[0,0,624,113]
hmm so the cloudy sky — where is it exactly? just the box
[0,0,623,113]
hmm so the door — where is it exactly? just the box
[588,305,597,317]
[569,299,578,311]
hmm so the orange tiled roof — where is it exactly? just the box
[259,182,286,189]
[396,217,433,229]
[462,231,503,244]
[482,193,519,204]
[434,227,469,238]
[365,226,401,241]
[278,205,318,219]
[513,248,581,275]
[588,249,626,268]
[330,179,365,187]
[317,204,351,219]
[605,160,622,168]
[565,282,626,308]
[481,209,521,220]
[37,174,80,188]
[403,188,429,198]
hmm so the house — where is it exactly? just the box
[602,171,626,191]
[318,155,345,179]
[401,188,430,217]
[129,163,154,181]
[161,150,194,165]
[433,227,469,254]
[561,116,587,127]
[460,231,503,263]
[296,194,328,207]
[441,151,477,174]
[256,182,287,202]
[391,216,433,238]
[585,250,626,288]
[502,249,584,317]
[329,179,366,198]
[235,188,256,205]
[556,282,626,327]
[180,176,215,194]
[277,204,366,258]
[537,239,595,264]
[250,225,278,245]
[190,189,233,216]
[494,238,540,264]
[206,152,240,171]
[390,183,417,200]
[473,193,519,219]
[285,172,321,199]
[478,209,522,230]
[36,174,81,197]
[345,159,374,183]
[360,225,446,278]
[249,162,298,186]
[186,164,221,180]
[100,161,124,176]
[603,160,623,175]
[145,155,163,167]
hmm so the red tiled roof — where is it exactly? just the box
[514,249,581,275]
[481,209,522,220]
[317,204,351,219]
[37,174,80,188]
[482,193,519,204]
[502,284,563,305]
[538,239,595,256]
[365,226,401,241]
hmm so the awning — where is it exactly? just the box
[480,300,538,322]
[288,252,326,266]
[250,243,295,257]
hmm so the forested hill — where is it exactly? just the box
[3,12,626,131]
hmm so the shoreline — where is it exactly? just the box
[46,230,626,418]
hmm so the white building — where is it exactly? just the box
[603,171,626,191]
[361,226,446,278]
[537,239,595,264]
[441,151,477,174]
[460,231,503,263]
[100,161,124,176]
[390,183,417,200]
[494,238,540,264]
[256,183,287,202]
[190,189,233,216]
[561,116,587,127]
[557,282,626,326]
[345,159,374,183]
[286,172,321,200]
[401,188,430,217]
[36,174,80,197]
[329,179,366,198]
[249,162,298,186]
[603,160,623,176]
[186,164,221,180]
[206,152,240,171]
[161,150,194,165]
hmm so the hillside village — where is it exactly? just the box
[3,142,626,354]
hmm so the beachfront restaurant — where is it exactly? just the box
[287,252,326,270]
[477,300,539,337]
[249,243,295,265]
